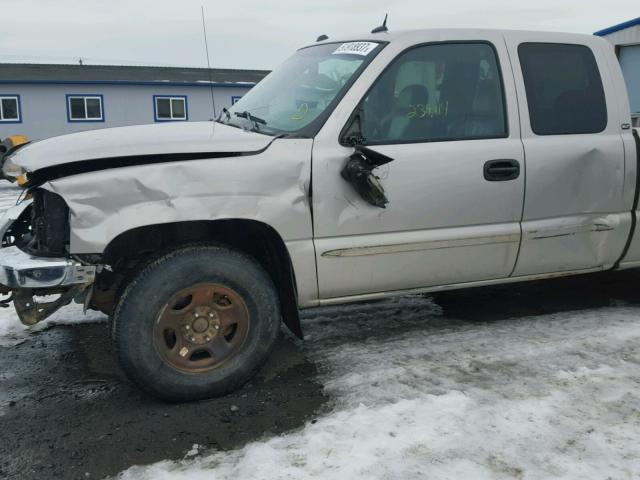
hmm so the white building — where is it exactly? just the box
[0,64,268,141]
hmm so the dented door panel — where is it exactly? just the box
[312,138,525,298]
[504,31,630,275]
[511,134,631,275]
[316,223,521,298]
[514,213,631,275]
[311,30,525,299]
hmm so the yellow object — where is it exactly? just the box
[16,175,28,187]
[5,135,29,149]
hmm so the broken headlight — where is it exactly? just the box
[2,156,25,179]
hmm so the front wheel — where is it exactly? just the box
[112,245,281,402]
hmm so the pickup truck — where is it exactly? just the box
[0,28,638,402]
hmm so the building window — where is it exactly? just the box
[66,95,104,122]
[0,95,21,123]
[518,43,607,135]
[154,96,188,121]
[231,95,242,105]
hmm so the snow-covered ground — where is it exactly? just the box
[117,297,640,480]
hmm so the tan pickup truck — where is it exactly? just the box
[0,28,638,402]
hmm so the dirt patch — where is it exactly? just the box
[0,326,327,480]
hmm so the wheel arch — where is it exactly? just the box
[102,219,304,338]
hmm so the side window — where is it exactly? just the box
[67,95,104,122]
[0,96,21,123]
[360,43,507,144]
[154,96,188,121]
[518,43,607,135]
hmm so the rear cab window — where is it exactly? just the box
[518,43,607,135]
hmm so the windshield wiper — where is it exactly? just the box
[234,111,267,132]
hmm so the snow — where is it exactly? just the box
[0,302,106,347]
[116,296,640,480]
[0,184,107,346]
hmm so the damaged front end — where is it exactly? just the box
[0,188,97,325]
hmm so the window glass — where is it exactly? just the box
[359,43,507,144]
[156,98,171,119]
[226,41,381,135]
[85,98,102,119]
[518,43,607,135]
[171,98,186,119]
[0,97,19,120]
[69,98,86,119]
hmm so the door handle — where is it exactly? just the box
[484,159,520,181]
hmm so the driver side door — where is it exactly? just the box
[311,37,525,301]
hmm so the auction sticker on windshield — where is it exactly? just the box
[333,42,378,56]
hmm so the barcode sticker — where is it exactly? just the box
[332,42,378,56]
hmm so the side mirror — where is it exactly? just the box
[340,145,394,208]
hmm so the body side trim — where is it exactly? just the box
[322,233,520,257]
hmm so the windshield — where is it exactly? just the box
[222,41,383,136]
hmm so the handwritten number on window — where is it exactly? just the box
[407,102,449,119]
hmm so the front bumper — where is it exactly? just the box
[0,245,96,289]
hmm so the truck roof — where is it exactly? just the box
[309,28,603,49]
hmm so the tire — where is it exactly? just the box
[112,245,281,402]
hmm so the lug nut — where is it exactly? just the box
[205,336,211,342]
[209,313,214,318]
[185,325,191,330]
[215,325,220,330]
[194,313,199,318]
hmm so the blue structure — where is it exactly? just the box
[595,17,640,123]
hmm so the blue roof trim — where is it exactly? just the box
[0,79,255,88]
[594,17,640,36]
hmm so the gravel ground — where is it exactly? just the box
[0,184,639,480]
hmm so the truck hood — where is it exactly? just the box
[9,121,273,179]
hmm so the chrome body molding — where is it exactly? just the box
[322,233,520,257]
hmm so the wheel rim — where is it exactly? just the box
[153,283,250,373]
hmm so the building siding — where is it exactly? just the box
[599,24,640,47]
[0,83,251,141]
[619,45,640,114]
[596,19,640,119]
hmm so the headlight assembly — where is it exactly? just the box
[2,156,27,184]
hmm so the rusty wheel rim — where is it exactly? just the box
[153,283,250,373]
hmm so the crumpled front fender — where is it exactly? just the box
[41,138,319,307]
